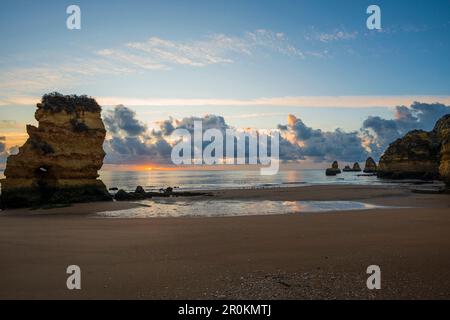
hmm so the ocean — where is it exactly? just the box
[99,169,383,192]
[0,169,442,217]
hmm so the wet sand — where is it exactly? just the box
[0,184,449,299]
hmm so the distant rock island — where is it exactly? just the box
[378,114,450,185]
[0,93,111,208]
[363,157,377,173]
[343,162,362,172]
[325,161,341,176]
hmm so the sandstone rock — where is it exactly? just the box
[0,93,111,208]
[434,115,450,186]
[331,161,339,169]
[377,130,440,180]
[325,161,341,176]
[363,157,377,173]
[377,114,450,183]
[343,165,352,172]
[352,162,361,172]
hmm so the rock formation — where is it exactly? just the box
[377,114,450,183]
[0,93,111,208]
[325,161,341,176]
[363,157,377,173]
[435,115,450,186]
[114,187,209,201]
[352,162,361,172]
[343,162,361,172]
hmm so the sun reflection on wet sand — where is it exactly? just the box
[97,200,385,219]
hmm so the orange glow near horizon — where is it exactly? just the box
[127,164,182,172]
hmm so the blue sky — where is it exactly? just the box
[1,0,450,165]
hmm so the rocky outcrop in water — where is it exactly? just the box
[352,162,361,172]
[343,162,361,172]
[0,93,111,208]
[378,114,450,183]
[325,161,341,176]
[363,157,377,173]
[113,186,209,201]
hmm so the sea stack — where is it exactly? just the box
[343,165,352,172]
[325,161,342,176]
[0,93,112,208]
[377,114,450,183]
[363,157,377,173]
[352,162,361,172]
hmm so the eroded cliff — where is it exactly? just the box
[377,114,450,184]
[0,93,111,208]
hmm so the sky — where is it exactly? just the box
[1,0,450,167]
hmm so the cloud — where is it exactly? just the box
[305,28,358,42]
[100,102,450,165]
[278,115,368,162]
[103,105,148,136]
[122,30,304,69]
[103,105,174,164]
[95,95,450,108]
[317,31,358,42]
[0,120,20,129]
[97,49,168,70]
[0,136,5,153]
[0,137,19,163]
[0,29,305,101]
[102,105,302,164]
[361,102,450,157]
[0,59,136,99]
[4,95,450,109]
[274,102,449,162]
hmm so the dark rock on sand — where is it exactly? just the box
[114,186,210,201]
[0,93,111,209]
[114,189,148,201]
[135,186,146,194]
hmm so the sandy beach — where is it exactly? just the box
[0,184,449,299]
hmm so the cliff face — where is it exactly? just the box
[377,114,450,183]
[0,93,111,208]
[435,115,450,186]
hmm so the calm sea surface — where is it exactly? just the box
[0,169,440,217]
[98,169,384,192]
